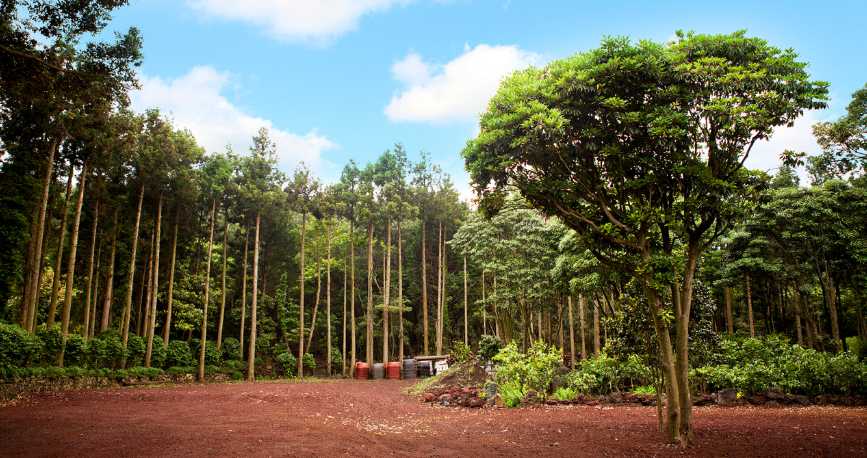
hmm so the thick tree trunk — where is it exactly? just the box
[145,194,163,367]
[382,220,391,363]
[100,210,119,332]
[421,220,428,355]
[298,212,306,377]
[246,213,260,381]
[216,211,228,351]
[568,295,576,367]
[463,255,468,346]
[122,185,145,350]
[825,272,841,350]
[198,199,216,382]
[239,229,248,356]
[60,165,88,365]
[24,138,59,331]
[162,219,179,345]
[22,206,40,329]
[47,168,74,328]
[365,221,374,366]
[83,199,100,340]
[724,286,734,335]
[746,274,755,337]
[397,221,404,363]
[326,222,332,375]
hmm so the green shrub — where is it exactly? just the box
[302,353,316,370]
[223,359,244,371]
[167,366,195,376]
[127,366,163,378]
[632,385,656,395]
[478,334,502,361]
[499,381,525,407]
[36,324,63,364]
[565,353,653,395]
[846,336,864,360]
[193,340,222,366]
[0,323,40,368]
[330,347,343,374]
[553,386,577,401]
[221,337,242,361]
[276,352,296,377]
[126,335,146,366]
[149,337,167,368]
[89,331,126,368]
[166,341,194,367]
[493,340,562,396]
[450,341,473,363]
[63,333,88,367]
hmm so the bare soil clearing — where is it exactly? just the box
[1,380,865,457]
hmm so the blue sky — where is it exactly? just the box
[106,0,867,195]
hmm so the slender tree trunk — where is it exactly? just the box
[100,210,119,332]
[60,164,88,366]
[365,221,374,366]
[122,185,145,351]
[326,222,332,375]
[825,272,841,350]
[421,220,429,355]
[306,242,321,353]
[793,285,803,346]
[145,194,163,367]
[47,168,74,328]
[724,286,734,335]
[481,271,487,335]
[140,229,155,338]
[89,244,101,339]
[198,199,217,382]
[558,297,564,352]
[397,221,404,363]
[24,138,59,331]
[83,199,100,340]
[493,274,500,340]
[593,298,600,355]
[463,255,468,346]
[216,210,228,351]
[382,219,391,363]
[239,229,248,356]
[162,219,178,345]
[246,213,260,381]
[746,274,755,337]
[298,212,306,377]
[22,206,39,329]
[350,220,356,374]
[568,295,576,367]
[436,221,443,355]
[342,253,347,375]
[579,294,587,359]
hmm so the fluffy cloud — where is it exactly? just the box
[187,0,406,42]
[131,66,335,172]
[385,44,538,123]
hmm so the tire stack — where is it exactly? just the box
[401,358,417,380]
[372,362,385,380]
[417,360,432,378]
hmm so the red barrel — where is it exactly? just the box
[354,361,369,380]
[385,362,401,379]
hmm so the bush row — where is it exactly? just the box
[0,322,242,371]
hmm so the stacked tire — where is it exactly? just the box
[372,362,385,379]
[417,360,432,378]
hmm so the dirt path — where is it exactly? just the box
[1,380,865,457]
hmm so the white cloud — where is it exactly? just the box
[131,66,336,172]
[746,110,823,181]
[385,44,539,123]
[187,0,407,42]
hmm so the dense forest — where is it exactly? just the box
[1,1,865,449]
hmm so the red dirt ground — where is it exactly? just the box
[1,380,866,457]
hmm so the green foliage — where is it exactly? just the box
[566,354,654,395]
[493,341,562,397]
[450,341,472,363]
[0,323,40,368]
[166,341,194,367]
[302,353,316,370]
[276,352,297,377]
[692,336,867,396]
[477,334,502,361]
[330,347,343,373]
[126,335,146,366]
[553,386,577,401]
[498,381,526,408]
[63,333,88,367]
[846,336,864,360]
[89,331,125,368]
[36,325,63,364]
[221,337,242,361]
[150,338,167,368]
[631,385,656,395]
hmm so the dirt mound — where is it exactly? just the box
[411,359,490,408]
